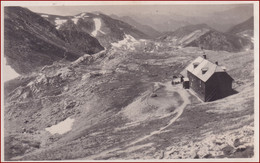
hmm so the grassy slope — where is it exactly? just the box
[4,40,254,160]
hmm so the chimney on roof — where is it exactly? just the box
[221,66,226,72]
[215,61,218,65]
[201,67,208,74]
[203,54,206,59]
[193,62,199,68]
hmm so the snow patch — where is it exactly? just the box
[2,57,20,82]
[71,13,90,24]
[45,117,75,135]
[71,18,79,24]
[80,13,86,17]
[74,13,89,19]
[112,34,137,47]
[111,34,139,50]
[91,18,105,36]
[41,15,49,18]
[179,29,209,45]
[55,19,67,29]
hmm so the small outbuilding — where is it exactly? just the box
[183,78,190,89]
[180,55,234,102]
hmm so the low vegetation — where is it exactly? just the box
[4,37,254,160]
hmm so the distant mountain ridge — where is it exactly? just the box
[41,12,148,47]
[228,16,254,37]
[159,24,213,45]
[205,6,253,32]
[161,24,213,38]
[110,15,162,38]
[159,23,252,52]
[4,7,104,74]
[186,30,251,52]
[4,6,254,75]
[119,6,253,33]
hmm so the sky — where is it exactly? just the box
[26,4,253,17]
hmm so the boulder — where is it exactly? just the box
[150,93,158,98]
[233,138,241,147]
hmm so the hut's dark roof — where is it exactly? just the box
[180,56,232,82]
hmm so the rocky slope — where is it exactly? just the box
[159,24,252,52]
[228,16,254,48]
[41,12,148,47]
[4,7,104,74]
[228,16,254,35]
[4,38,255,160]
[3,6,255,161]
[208,6,253,32]
[159,24,212,44]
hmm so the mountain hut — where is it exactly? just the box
[180,55,234,102]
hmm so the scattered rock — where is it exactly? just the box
[233,146,254,158]
[71,54,94,66]
[233,138,241,147]
[8,86,24,100]
[150,93,157,98]
[194,154,200,159]
[65,101,77,109]
[63,86,69,91]
[22,127,26,133]
[153,82,164,91]
[90,72,103,78]
[55,67,74,80]
[222,145,234,155]
[36,74,48,85]
[203,153,213,158]
[236,146,247,152]
[215,141,223,145]
[108,55,115,60]
[21,91,31,99]
[159,151,164,159]
[51,108,61,115]
[81,74,90,80]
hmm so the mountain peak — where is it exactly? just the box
[228,16,254,34]
[4,6,104,74]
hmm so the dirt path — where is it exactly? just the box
[82,82,190,160]
[128,82,190,146]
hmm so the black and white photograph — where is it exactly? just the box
[1,1,259,161]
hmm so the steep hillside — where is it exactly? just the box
[159,24,212,44]
[110,15,161,38]
[4,7,103,74]
[4,37,254,160]
[3,6,255,161]
[228,16,254,46]
[197,6,254,32]
[42,12,148,47]
[228,16,254,35]
[186,30,252,52]
[159,24,252,52]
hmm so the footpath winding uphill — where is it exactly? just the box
[129,82,190,146]
[83,81,191,160]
